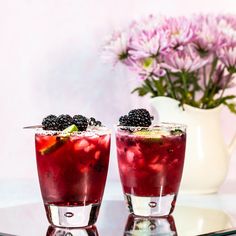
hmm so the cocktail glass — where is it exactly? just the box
[35,127,111,228]
[116,123,186,217]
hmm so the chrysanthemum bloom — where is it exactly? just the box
[162,46,209,73]
[102,31,130,65]
[193,15,224,55]
[128,58,166,80]
[128,29,169,60]
[213,64,235,89]
[218,46,236,73]
[163,16,195,49]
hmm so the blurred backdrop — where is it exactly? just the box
[0,0,235,185]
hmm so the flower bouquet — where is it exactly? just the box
[103,14,236,113]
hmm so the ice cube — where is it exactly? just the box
[99,135,110,148]
[149,163,163,171]
[94,150,101,160]
[172,158,178,165]
[126,150,135,163]
[84,144,95,152]
[74,139,89,151]
[161,156,168,164]
[150,155,160,164]
[79,165,89,173]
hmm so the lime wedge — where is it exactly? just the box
[63,124,78,133]
[39,138,67,155]
[39,125,78,155]
[133,130,169,139]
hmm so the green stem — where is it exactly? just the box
[219,73,233,101]
[181,71,189,102]
[203,66,207,88]
[145,78,158,97]
[166,71,177,99]
[201,59,218,108]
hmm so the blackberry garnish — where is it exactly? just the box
[73,115,88,131]
[96,121,102,126]
[88,117,102,126]
[56,114,73,131]
[88,117,96,126]
[119,108,153,127]
[119,115,129,126]
[42,115,58,130]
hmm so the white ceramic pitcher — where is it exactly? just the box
[150,96,236,194]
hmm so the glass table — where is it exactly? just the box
[0,200,235,236]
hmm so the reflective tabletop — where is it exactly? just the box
[0,200,235,236]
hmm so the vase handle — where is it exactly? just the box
[229,132,236,156]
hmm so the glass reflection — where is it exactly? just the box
[124,214,177,235]
[46,225,99,236]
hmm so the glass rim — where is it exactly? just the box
[35,126,112,136]
[116,122,187,130]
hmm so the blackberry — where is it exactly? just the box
[119,115,129,126]
[127,109,153,127]
[42,115,58,130]
[96,121,102,126]
[88,117,102,126]
[73,115,88,131]
[56,114,73,130]
[118,108,153,127]
[88,117,96,126]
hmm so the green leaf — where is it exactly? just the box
[131,86,150,96]
[224,102,236,114]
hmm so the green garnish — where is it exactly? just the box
[170,129,183,135]
[39,125,78,155]
[39,137,67,155]
[133,130,168,138]
[62,124,78,134]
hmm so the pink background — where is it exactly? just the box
[0,0,235,183]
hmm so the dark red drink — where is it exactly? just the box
[116,123,186,216]
[35,127,111,227]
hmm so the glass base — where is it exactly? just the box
[45,203,100,228]
[124,193,177,217]
[124,214,177,236]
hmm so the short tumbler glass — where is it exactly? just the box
[35,127,111,228]
[116,123,186,217]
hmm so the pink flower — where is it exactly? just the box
[130,15,166,38]
[218,46,236,71]
[102,31,130,65]
[213,65,235,89]
[129,29,169,59]
[162,46,209,73]
[128,58,166,80]
[193,15,225,54]
[163,17,195,49]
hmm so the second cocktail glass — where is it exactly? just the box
[116,123,186,217]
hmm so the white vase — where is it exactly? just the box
[150,96,236,194]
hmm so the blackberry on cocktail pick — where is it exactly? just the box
[119,115,129,126]
[95,120,102,126]
[88,117,102,126]
[42,115,58,130]
[88,117,96,126]
[73,115,88,131]
[56,114,73,131]
[118,108,153,127]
